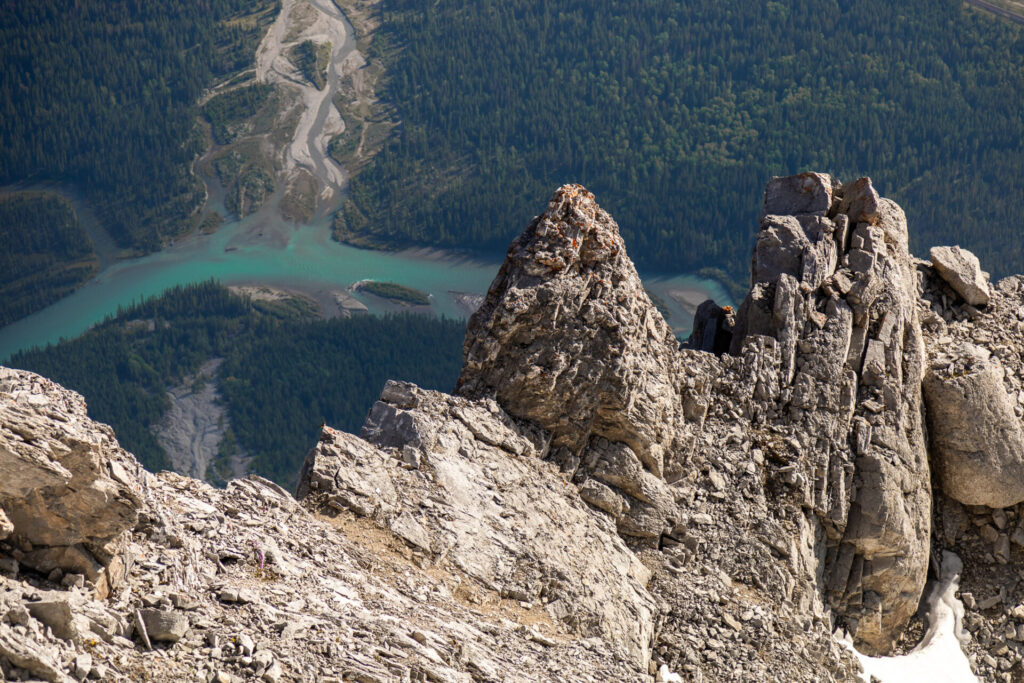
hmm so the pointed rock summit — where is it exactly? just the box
[458,184,683,539]
[456,175,1014,660]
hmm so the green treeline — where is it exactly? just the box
[8,283,254,473]
[343,0,1024,281]
[0,0,278,252]
[8,282,464,487]
[218,309,463,485]
[0,194,97,326]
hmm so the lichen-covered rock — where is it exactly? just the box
[0,367,144,599]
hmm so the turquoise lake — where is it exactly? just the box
[0,210,732,363]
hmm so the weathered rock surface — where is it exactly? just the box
[298,380,657,668]
[9,175,1024,681]
[457,185,683,513]
[931,245,991,306]
[731,175,932,654]
[0,387,649,682]
[0,367,144,599]
[923,342,1024,508]
[452,183,875,676]
[916,262,1024,681]
[762,172,840,218]
[454,179,932,656]
[137,608,190,643]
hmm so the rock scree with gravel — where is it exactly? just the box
[4,175,1024,681]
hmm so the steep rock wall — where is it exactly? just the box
[8,174,1024,681]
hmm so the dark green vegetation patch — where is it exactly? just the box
[293,40,332,91]
[356,280,431,306]
[8,282,464,487]
[0,0,279,252]
[0,193,97,326]
[343,0,1024,281]
[203,84,276,145]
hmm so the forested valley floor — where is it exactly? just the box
[340,0,1024,282]
[0,193,97,326]
[8,282,464,488]
[0,0,279,251]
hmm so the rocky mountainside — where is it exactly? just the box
[3,175,1024,681]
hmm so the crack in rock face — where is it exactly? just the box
[455,177,988,657]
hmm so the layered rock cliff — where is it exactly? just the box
[3,176,1024,682]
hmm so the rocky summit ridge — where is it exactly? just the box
[3,175,1024,681]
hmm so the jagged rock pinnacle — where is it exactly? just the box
[457,184,684,538]
[501,183,623,276]
[729,175,931,654]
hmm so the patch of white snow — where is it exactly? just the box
[840,551,977,683]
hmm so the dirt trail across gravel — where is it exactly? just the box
[154,359,250,481]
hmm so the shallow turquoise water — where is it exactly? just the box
[0,212,731,362]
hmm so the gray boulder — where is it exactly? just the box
[930,245,990,306]
[137,609,189,643]
[0,368,144,598]
[923,342,1024,508]
[762,172,839,218]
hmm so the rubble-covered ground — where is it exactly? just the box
[10,174,1024,682]
[2,465,647,682]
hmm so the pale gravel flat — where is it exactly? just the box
[153,359,233,481]
[255,0,350,207]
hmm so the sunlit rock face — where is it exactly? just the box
[457,184,685,539]
[9,175,1024,681]
[0,367,143,600]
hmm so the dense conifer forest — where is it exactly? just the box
[0,194,97,326]
[341,0,1024,281]
[3,0,1023,487]
[8,283,464,487]
[0,0,278,251]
